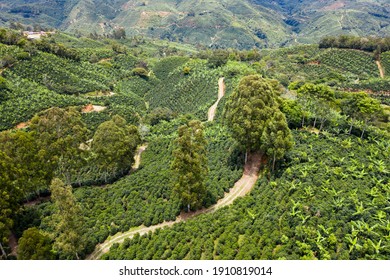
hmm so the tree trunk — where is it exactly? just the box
[0,242,6,259]
[361,127,366,139]
[319,118,325,131]
[245,150,248,164]
[313,116,317,128]
[272,154,276,172]
[301,115,305,127]
[187,204,190,212]
[361,120,367,139]
[349,121,353,135]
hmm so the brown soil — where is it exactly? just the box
[15,121,30,129]
[322,1,345,11]
[207,77,225,122]
[81,104,107,113]
[307,61,321,65]
[131,144,148,170]
[376,60,385,78]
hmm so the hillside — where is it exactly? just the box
[0,1,389,48]
[0,31,389,260]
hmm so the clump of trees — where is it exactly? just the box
[224,75,293,170]
[0,107,141,258]
[171,120,208,211]
[17,178,86,260]
[91,115,141,183]
[319,35,390,57]
[284,82,385,139]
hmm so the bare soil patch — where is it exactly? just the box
[82,104,107,113]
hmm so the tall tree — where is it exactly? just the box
[224,75,292,167]
[297,83,336,130]
[91,115,141,183]
[224,75,278,156]
[341,91,368,134]
[50,178,85,260]
[30,107,89,184]
[171,120,208,211]
[17,227,55,260]
[261,110,294,171]
[357,96,383,139]
[341,92,383,138]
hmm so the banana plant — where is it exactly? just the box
[303,186,314,198]
[332,197,345,209]
[298,213,311,224]
[345,234,362,253]
[290,205,301,217]
[366,187,380,198]
[353,201,371,216]
[353,169,368,179]
[330,187,342,197]
[367,239,386,255]
[374,211,386,223]
[318,225,333,235]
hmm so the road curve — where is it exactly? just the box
[86,152,262,260]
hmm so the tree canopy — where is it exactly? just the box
[92,115,141,183]
[50,178,86,260]
[224,75,293,167]
[171,120,208,211]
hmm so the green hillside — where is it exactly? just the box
[0,30,389,260]
[0,1,389,48]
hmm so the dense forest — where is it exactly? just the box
[0,28,389,260]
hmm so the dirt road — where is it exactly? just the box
[87,152,262,260]
[376,60,385,78]
[87,78,262,260]
[207,77,225,121]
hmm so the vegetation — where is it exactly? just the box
[172,120,208,211]
[103,130,389,260]
[319,35,390,54]
[0,28,388,261]
[224,75,293,169]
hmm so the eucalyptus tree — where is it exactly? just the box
[224,74,293,168]
[91,115,141,183]
[297,83,336,130]
[30,107,89,184]
[171,120,208,211]
[50,178,86,260]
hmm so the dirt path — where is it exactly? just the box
[207,77,225,122]
[7,144,149,259]
[131,144,148,170]
[87,152,262,260]
[376,60,385,78]
[87,78,262,260]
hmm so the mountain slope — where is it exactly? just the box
[0,0,389,48]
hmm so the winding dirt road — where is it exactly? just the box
[207,77,225,122]
[376,60,385,78]
[131,144,148,170]
[87,152,261,260]
[87,78,262,260]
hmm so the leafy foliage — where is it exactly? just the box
[172,120,208,211]
[103,131,390,260]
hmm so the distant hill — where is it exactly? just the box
[0,0,389,49]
